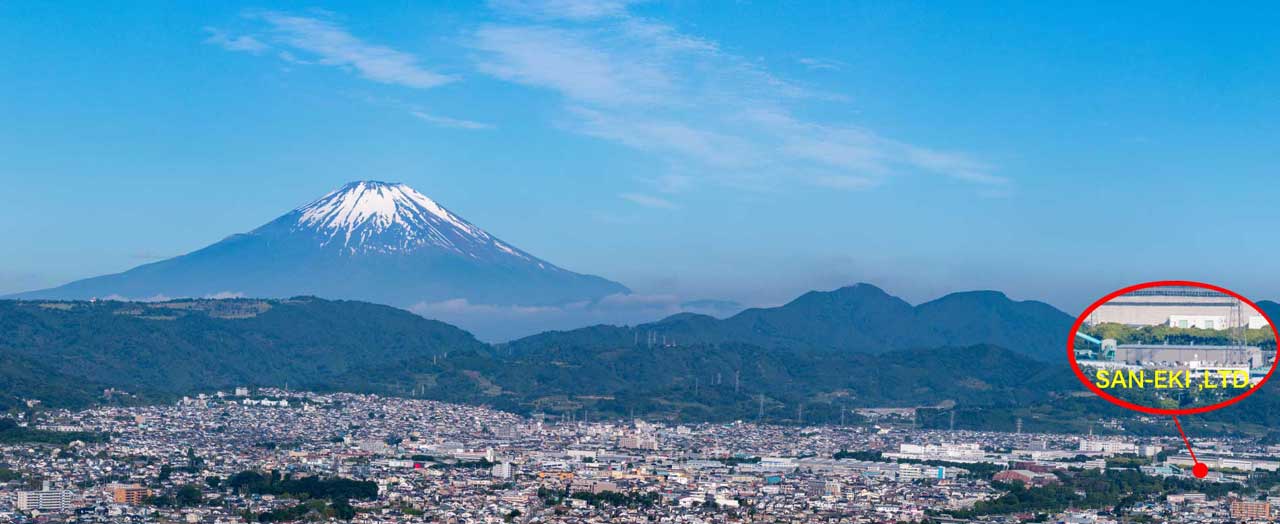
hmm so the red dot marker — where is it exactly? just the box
[1174,417,1208,478]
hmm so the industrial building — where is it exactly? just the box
[1086,286,1269,329]
[1113,343,1264,369]
[1075,331,1269,386]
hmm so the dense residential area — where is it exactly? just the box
[6,1,1280,522]
[1,390,1277,523]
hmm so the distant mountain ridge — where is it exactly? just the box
[5,291,1279,433]
[7,181,628,310]
[507,283,1074,361]
[0,294,1077,425]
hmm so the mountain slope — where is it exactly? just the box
[391,342,1081,422]
[914,290,1074,360]
[506,283,1076,361]
[1256,300,1280,325]
[0,297,486,408]
[0,297,1078,424]
[8,181,628,308]
[4,293,1277,435]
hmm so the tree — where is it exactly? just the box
[175,484,203,507]
[331,498,356,520]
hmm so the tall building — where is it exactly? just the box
[15,482,75,512]
[1230,500,1270,520]
[110,484,151,505]
[491,462,514,479]
[619,435,658,450]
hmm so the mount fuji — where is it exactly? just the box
[10,181,629,311]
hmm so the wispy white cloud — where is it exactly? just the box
[411,298,564,316]
[250,11,455,88]
[487,0,645,21]
[797,57,844,71]
[207,11,455,89]
[276,50,313,65]
[619,192,676,209]
[203,291,246,299]
[410,111,494,130]
[809,174,878,190]
[469,1,1008,196]
[203,27,269,54]
[569,106,755,168]
[646,173,693,194]
[101,294,173,303]
[204,3,1007,197]
[473,25,673,106]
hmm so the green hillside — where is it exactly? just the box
[0,297,484,409]
[2,293,1275,437]
[505,284,1075,362]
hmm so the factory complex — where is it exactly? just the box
[1074,286,1275,389]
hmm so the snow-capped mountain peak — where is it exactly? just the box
[275,181,518,258]
[298,181,482,237]
[9,179,632,330]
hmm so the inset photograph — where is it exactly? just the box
[1073,284,1277,411]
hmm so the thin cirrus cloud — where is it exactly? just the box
[472,25,675,106]
[409,111,493,130]
[203,27,269,54]
[797,57,845,71]
[619,192,676,209]
[202,3,1007,202]
[205,11,455,89]
[471,0,1009,197]
[487,0,644,21]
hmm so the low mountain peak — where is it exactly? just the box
[791,283,894,304]
[933,289,1011,302]
[834,282,890,295]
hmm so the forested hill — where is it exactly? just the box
[1258,300,1280,325]
[0,288,1073,415]
[5,291,1274,434]
[505,284,1074,362]
[0,297,485,409]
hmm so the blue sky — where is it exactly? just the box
[3,1,1280,313]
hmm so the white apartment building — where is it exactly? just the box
[16,483,75,512]
[491,462,514,479]
[1078,439,1137,455]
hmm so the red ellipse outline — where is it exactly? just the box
[1067,280,1280,416]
